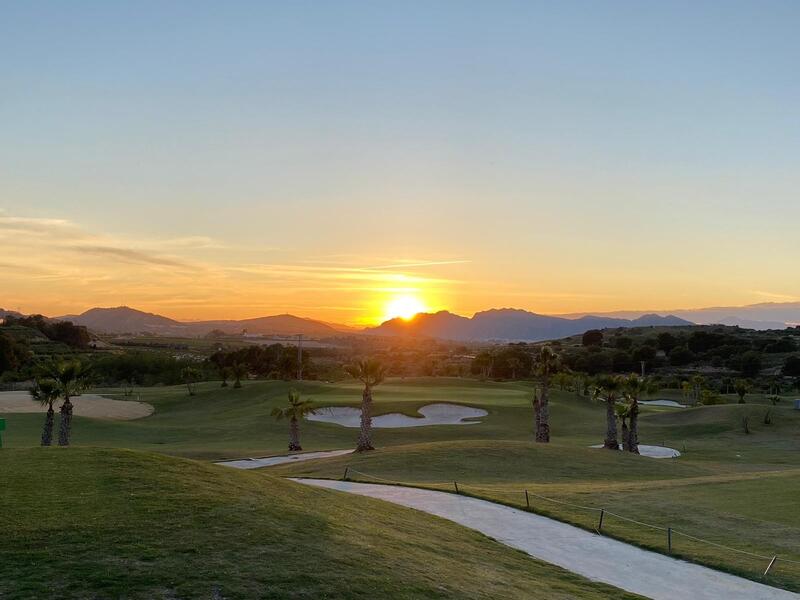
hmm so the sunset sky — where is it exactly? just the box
[3,2,799,325]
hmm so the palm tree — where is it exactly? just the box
[219,366,231,387]
[181,366,202,396]
[30,379,60,446]
[231,362,248,388]
[623,374,656,454]
[734,379,750,404]
[271,389,316,451]
[507,357,522,380]
[533,345,559,443]
[344,359,387,452]
[615,402,631,451]
[42,360,92,447]
[594,374,624,450]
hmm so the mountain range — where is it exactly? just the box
[55,307,351,337]
[6,301,800,342]
[365,308,692,341]
[558,301,800,331]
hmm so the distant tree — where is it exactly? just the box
[611,350,635,373]
[29,378,60,446]
[231,362,248,388]
[738,351,762,378]
[471,350,495,379]
[690,375,706,405]
[783,355,800,377]
[41,360,92,446]
[582,329,604,347]
[181,366,202,396]
[593,374,625,450]
[219,366,231,387]
[614,336,633,350]
[345,359,387,452]
[271,389,316,452]
[533,345,560,443]
[734,379,750,404]
[0,333,26,374]
[669,346,695,366]
[507,357,522,380]
[657,332,679,353]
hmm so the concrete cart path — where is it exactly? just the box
[215,449,352,470]
[295,479,797,600]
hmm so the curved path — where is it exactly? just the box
[296,479,797,600]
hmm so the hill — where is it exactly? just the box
[1,447,636,600]
[56,306,346,337]
[561,301,800,331]
[366,308,692,341]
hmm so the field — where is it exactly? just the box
[4,376,800,594]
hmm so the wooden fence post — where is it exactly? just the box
[454,481,459,494]
[525,489,530,509]
[343,467,349,480]
[764,556,777,577]
[667,528,672,553]
[598,509,605,531]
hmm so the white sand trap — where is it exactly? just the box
[306,403,488,428]
[216,449,352,470]
[296,480,796,600]
[0,391,154,420]
[590,444,681,458]
[640,399,686,408]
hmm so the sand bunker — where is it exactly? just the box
[0,391,154,420]
[639,399,686,408]
[589,444,681,459]
[216,449,353,470]
[307,403,488,428]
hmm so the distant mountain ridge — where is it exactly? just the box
[55,306,349,337]
[558,301,800,331]
[366,308,693,342]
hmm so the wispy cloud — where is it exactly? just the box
[67,245,195,269]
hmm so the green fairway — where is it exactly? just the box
[5,376,800,593]
[0,447,642,600]
[278,439,800,592]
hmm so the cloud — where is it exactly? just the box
[67,245,194,269]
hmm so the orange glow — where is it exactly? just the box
[383,295,428,321]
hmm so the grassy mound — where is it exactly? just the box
[1,447,639,600]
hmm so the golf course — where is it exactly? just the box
[3,377,800,598]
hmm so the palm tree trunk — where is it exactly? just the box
[536,377,551,443]
[356,385,375,452]
[603,399,618,450]
[621,419,630,451]
[41,404,54,446]
[532,390,541,439]
[288,416,302,451]
[628,399,640,454]
[58,396,73,447]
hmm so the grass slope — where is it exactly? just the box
[279,439,800,592]
[0,448,641,600]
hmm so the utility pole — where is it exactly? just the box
[297,334,303,380]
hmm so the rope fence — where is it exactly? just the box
[340,467,800,580]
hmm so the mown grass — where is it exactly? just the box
[278,439,800,592]
[5,377,800,593]
[0,447,642,600]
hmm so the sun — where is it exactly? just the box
[384,295,428,321]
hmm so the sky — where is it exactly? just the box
[2,1,799,325]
